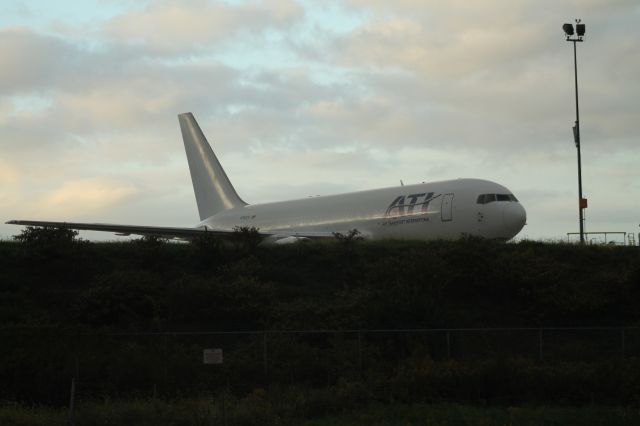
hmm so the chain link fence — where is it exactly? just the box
[2,326,639,404]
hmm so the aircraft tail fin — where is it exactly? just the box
[178,112,246,220]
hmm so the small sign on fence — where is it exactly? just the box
[203,348,223,365]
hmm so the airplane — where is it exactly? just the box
[6,113,526,243]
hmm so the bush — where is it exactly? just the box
[232,226,262,252]
[13,226,81,259]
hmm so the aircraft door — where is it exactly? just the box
[441,193,454,221]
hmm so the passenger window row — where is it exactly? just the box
[477,193,518,204]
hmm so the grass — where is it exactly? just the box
[1,399,639,426]
[304,403,640,425]
[0,403,65,425]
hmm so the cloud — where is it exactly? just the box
[103,0,303,53]
[37,179,139,218]
[0,27,79,94]
[325,0,640,158]
[0,159,19,190]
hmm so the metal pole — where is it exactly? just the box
[446,331,451,359]
[67,378,76,426]
[357,331,363,378]
[222,390,227,426]
[263,332,268,378]
[538,328,544,361]
[573,40,585,244]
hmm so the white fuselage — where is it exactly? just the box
[198,178,526,241]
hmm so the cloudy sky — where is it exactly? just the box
[1,0,638,242]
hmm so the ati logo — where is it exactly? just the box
[385,192,440,217]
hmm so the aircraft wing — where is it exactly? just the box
[6,220,225,239]
[5,220,339,241]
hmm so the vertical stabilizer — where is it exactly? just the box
[179,112,246,220]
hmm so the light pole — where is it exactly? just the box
[563,19,586,243]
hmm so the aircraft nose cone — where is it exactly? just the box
[503,203,526,238]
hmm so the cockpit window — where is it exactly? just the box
[477,193,517,204]
[477,194,496,204]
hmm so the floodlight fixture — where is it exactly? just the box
[563,23,574,36]
[576,23,586,37]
